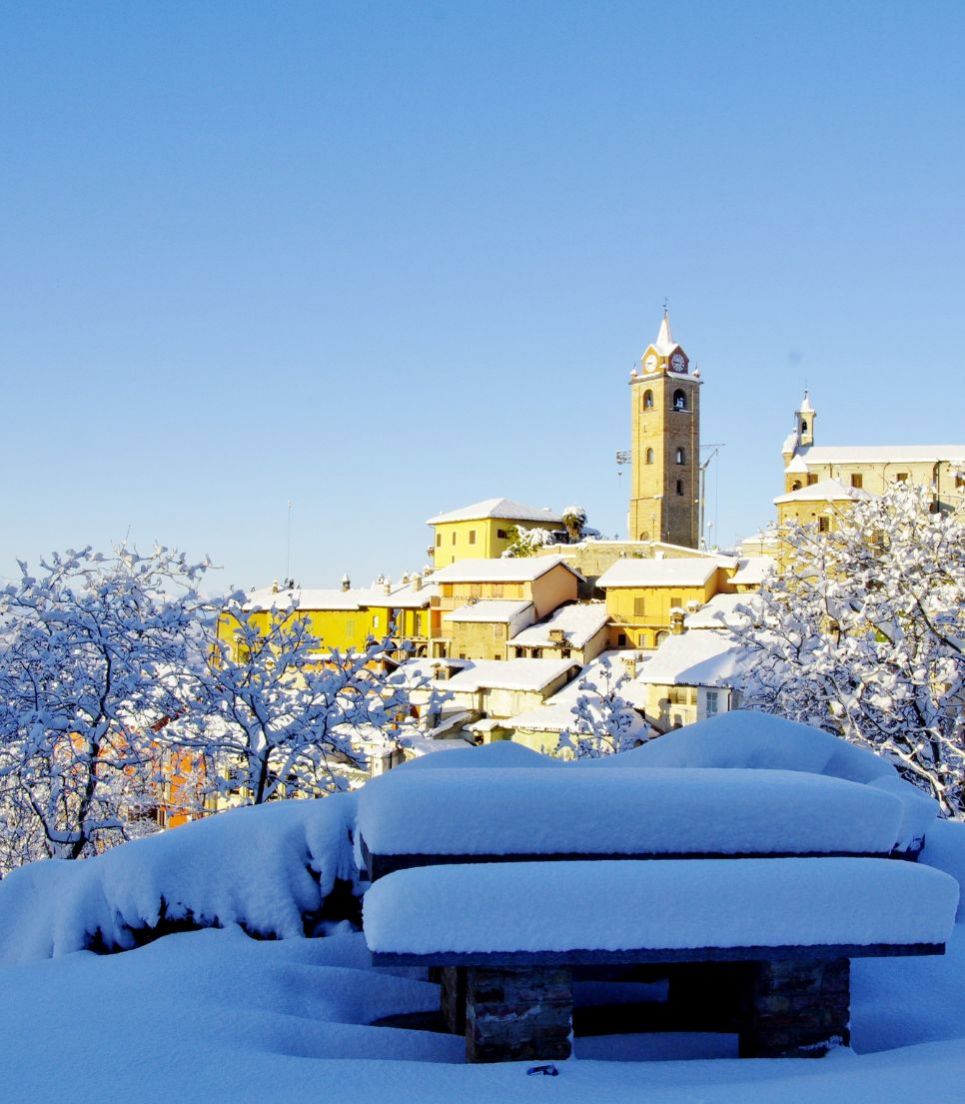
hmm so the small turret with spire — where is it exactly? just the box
[796,390,816,449]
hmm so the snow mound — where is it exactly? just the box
[581,710,938,851]
[0,795,356,963]
[396,739,563,771]
[922,820,965,922]
[358,767,906,857]
[364,858,959,955]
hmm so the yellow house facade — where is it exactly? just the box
[427,498,563,568]
[428,555,582,659]
[597,557,726,649]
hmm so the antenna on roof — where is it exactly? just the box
[662,296,669,316]
[285,500,294,585]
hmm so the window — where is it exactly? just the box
[675,448,685,464]
[675,480,683,495]
[451,532,456,545]
[706,690,719,717]
[670,597,682,608]
[807,473,819,486]
[672,389,687,411]
[373,615,379,629]
[468,529,476,545]
[646,448,654,465]
[491,583,503,598]
[643,390,654,409]
[850,474,863,489]
[801,420,808,434]
[617,633,628,647]
[633,597,646,617]
[818,517,829,533]
[791,481,802,491]
[497,528,508,539]
[436,534,442,547]
[895,472,908,483]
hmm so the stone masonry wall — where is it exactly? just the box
[465,966,573,1063]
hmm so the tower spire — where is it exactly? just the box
[655,309,675,355]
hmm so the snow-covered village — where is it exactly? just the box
[1,5,964,1103]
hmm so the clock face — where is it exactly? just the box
[671,352,686,373]
[644,354,658,373]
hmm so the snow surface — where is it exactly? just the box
[442,658,579,693]
[443,599,533,623]
[396,740,564,771]
[921,819,965,921]
[628,631,746,688]
[0,795,356,961]
[509,601,609,648]
[357,767,906,856]
[773,477,872,504]
[3,790,965,1101]
[586,711,938,851]
[364,858,958,954]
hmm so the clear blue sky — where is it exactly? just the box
[1,1,963,590]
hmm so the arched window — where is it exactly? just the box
[675,447,685,464]
[791,481,802,491]
[646,448,654,464]
[801,420,808,433]
[643,390,654,409]
[673,389,687,411]
[676,479,684,496]
[638,530,649,540]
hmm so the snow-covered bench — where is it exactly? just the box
[358,752,957,1062]
[364,857,957,1062]
[357,766,915,881]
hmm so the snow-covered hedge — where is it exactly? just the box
[0,795,356,963]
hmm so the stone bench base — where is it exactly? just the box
[440,957,852,1062]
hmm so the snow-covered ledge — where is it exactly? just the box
[364,858,958,962]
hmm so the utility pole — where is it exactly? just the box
[699,445,724,549]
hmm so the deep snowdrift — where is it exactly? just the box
[0,795,356,961]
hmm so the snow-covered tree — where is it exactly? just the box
[730,483,965,815]
[559,658,650,759]
[169,595,418,806]
[0,547,210,863]
[562,505,588,543]
[501,524,559,558]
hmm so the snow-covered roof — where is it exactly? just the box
[431,555,581,584]
[773,478,872,505]
[426,498,563,525]
[728,557,772,587]
[387,657,473,690]
[790,444,965,468]
[684,593,760,631]
[509,602,609,648]
[244,586,389,612]
[444,659,579,694]
[385,579,438,608]
[630,631,746,690]
[597,557,719,589]
[443,600,533,624]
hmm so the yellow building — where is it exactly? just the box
[781,392,964,513]
[597,556,726,649]
[428,555,582,659]
[219,575,436,662]
[628,312,702,547]
[427,498,563,568]
[773,478,870,535]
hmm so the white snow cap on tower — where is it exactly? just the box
[653,311,679,356]
[798,390,814,414]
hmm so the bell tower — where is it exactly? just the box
[628,312,702,547]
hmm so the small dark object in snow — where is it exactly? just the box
[527,1064,559,1076]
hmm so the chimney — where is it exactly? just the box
[670,608,686,635]
[621,654,638,680]
[411,573,422,592]
[549,628,567,644]
[272,579,280,594]
[341,574,351,592]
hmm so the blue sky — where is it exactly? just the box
[1,1,962,590]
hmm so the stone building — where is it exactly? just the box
[628,312,702,547]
